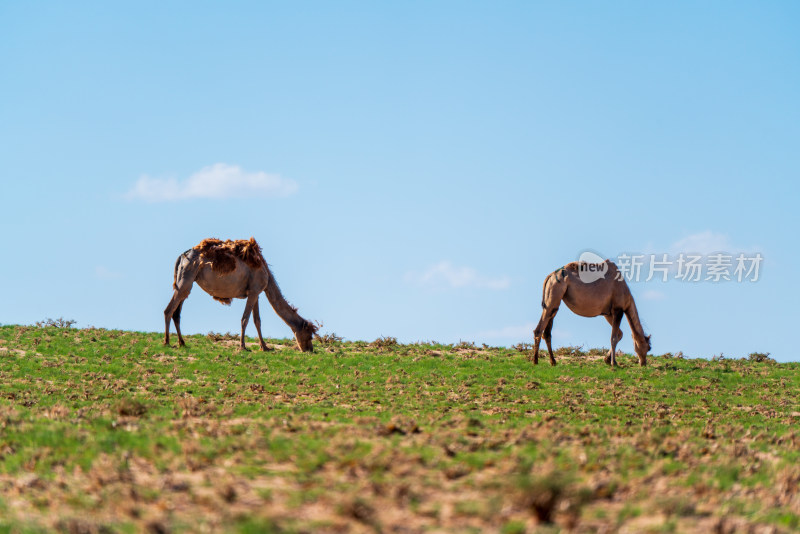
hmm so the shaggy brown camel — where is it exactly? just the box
[533,260,651,367]
[164,238,317,352]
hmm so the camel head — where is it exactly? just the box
[634,334,652,363]
[294,320,317,353]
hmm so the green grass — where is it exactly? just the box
[0,324,798,532]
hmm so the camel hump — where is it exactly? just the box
[553,261,587,279]
[193,237,266,274]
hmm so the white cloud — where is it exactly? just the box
[670,231,731,255]
[405,261,510,290]
[126,163,298,202]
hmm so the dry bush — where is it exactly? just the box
[370,336,398,349]
[115,397,147,417]
[35,317,77,328]
[747,352,775,363]
[555,345,585,358]
[315,332,344,345]
[206,331,239,342]
[517,471,571,523]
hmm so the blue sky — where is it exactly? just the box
[2,2,798,361]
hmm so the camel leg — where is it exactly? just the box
[165,254,197,347]
[533,306,559,365]
[608,310,624,367]
[252,300,271,351]
[173,301,186,347]
[543,316,557,366]
[240,293,259,350]
[164,289,190,347]
[532,311,547,365]
[603,314,624,365]
[533,316,544,365]
[533,273,568,366]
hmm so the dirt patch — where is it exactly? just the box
[0,346,27,357]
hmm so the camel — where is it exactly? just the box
[533,260,651,367]
[164,238,317,352]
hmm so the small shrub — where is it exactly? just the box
[315,332,344,345]
[586,348,608,358]
[747,352,775,364]
[660,495,696,517]
[115,397,147,417]
[341,497,378,527]
[370,336,398,349]
[516,471,572,523]
[35,317,76,329]
[556,345,585,358]
[207,331,238,341]
[512,343,533,353]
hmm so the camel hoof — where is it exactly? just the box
[549,360,557,366]
[260,345,274,352]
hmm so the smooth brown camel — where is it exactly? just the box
[533,260,651,366]
[164,238,317,352]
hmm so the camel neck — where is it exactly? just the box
[264,267,306,333]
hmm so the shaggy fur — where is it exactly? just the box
[193,237,266,275]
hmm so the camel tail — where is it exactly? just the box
[540,270,560,309]
[172,256,181,290]
[172,249,192,290]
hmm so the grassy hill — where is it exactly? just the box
[0,324,798,533]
